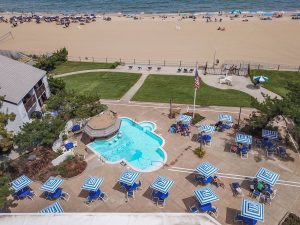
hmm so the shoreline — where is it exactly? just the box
[0,10,300,17]
[0,12,300,66]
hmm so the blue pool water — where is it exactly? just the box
[88,117,166,172]
[139,121,156,132]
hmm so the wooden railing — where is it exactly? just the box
[24,95,36,112]
[35,83,46,98]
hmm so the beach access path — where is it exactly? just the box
[54,65,280,102]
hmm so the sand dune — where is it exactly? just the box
[0,16,299,66]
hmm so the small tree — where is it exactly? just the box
[0,96,15,153]
[48,76,66,95]
[0,176,11,209]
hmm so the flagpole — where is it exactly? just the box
[193,88,197,118]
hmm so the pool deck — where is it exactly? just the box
[8,103,300,225]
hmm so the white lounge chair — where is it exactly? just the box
[219,76,233,86]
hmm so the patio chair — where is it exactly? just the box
[234,213,244,223]
[99,191,109,201]
[231,182,244,197]
[183,68,188,73]
[157,67,161,71]
[270,189,277,199]
[208,206,218,218]
[260,193,271,205]
[219,76,232,86]
[128,65,133,70]
[277,147,287,158]
[251,189,261,199]
[189,204,199,213]
[189,68,194,73]
[177,68,182,73]
[126,190,135,200]
[16,187,35,200]
[240,150,248,160]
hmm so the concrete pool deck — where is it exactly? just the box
[7,103,300,225]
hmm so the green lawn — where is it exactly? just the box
[61,72,141,99]
[51,61,119,75]
[132,75,253,107]
[250,70,300,97]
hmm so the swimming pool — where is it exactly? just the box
[87,117,166,172]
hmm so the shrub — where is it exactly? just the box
[62,134,68,141]
[0,176,12,209]
[282,213,300,225]
[194,147,206,158]
[35,47,68,72]
[183,112,205,125]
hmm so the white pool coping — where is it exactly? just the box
[86,117,167,173]
[0,213,221,225]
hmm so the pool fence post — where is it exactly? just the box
[258,64,260,70]
[277,65,280,71]
[298,66,300,72]
[134,59,135,65]
[179,61,181,67]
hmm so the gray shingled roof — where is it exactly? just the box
[0,55,46,104]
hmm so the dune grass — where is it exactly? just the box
[250,70,300,97]
[51,61,119,75]
[132,75,253,107]
[61,72,141,99]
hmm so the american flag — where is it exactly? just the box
[194,68,200,89]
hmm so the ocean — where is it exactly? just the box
[0,0,300,14]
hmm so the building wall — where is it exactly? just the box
[0,101,26,133]
[42,75,51,98]
[1,74,50,133]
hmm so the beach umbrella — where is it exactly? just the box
[195,161,219,178]
[40,202,64,213]
[81,176,104,192]
[119,169,140,186]
[218,114,232,122]
[235,133,252,145]
[262,129,278,140]
[241,199,264,222]
[11,175,32,192]
[193,187,219,205]
[253,75,269,83]
[231,9,242,14]
[255,167,280,186]
[40,176,64,193]
[199,125,215,134]
[150,176,174,194]
[176,114,192,124]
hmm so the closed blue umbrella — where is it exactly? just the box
[253,75,269,83]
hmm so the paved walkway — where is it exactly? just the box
[54,65,280,103]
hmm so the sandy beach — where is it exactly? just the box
[0,14,300,65]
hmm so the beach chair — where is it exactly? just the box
[15,187,35,200]
[208,206,218,218]
[240,147,248,160]
[189,204,199,213]
[234,213,244,223]
[277,147,287,158]
[126,190,135,201]
[231,182,244,197]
